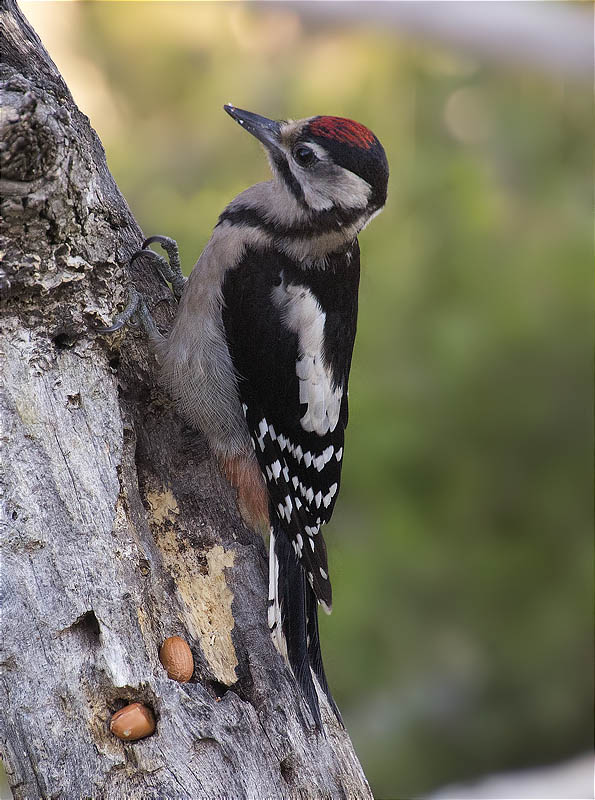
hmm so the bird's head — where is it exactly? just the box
[224,104,388,225]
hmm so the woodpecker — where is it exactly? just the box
[102,105,388,727]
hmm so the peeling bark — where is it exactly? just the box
[0,2,372,798]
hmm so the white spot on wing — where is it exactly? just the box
[320,599,332,615]
[284,494,293,517]
[271,282,343,435]
[257,417,268,452]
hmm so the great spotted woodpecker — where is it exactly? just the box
[101,105,388,727]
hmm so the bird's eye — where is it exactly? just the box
[293,145,317,167]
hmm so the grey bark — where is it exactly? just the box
[0,3,372,799]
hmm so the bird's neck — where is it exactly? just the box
[223,180,369,266]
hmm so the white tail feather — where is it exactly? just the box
[268,529,288,662]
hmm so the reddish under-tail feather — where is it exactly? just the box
[219,453,270,534]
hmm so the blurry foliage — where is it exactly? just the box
[43,3,592,797]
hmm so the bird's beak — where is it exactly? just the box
[224,104,282,151]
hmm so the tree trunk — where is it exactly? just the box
[0,3,372,798]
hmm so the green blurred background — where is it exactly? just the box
[23,3,592,798]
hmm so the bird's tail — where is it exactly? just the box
[268,521,343,728]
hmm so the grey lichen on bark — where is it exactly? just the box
[0,2,372,798]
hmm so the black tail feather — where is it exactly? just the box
[273,523,341,728]
[306,587,343,726]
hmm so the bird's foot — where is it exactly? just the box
[132,235,186,302]
[95,287,159,336]
[96,235,186,335]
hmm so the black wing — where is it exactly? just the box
[222,242,360,608]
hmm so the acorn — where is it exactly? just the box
[159,636,194,682]
[109,702,155,741]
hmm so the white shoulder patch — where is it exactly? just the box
[272,279,342,435]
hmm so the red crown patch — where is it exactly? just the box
[309,116,376,149]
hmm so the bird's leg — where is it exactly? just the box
[135,235,186,301]
[96,235,186,335]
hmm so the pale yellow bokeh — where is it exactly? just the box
[21,2,123,138]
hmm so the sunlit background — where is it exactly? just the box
[17,3,592,798]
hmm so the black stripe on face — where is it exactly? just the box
[217,204,365,240]
[270,152,306,205]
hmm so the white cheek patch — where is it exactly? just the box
[272,281,343,435]
[285,141,372,212]
[323,165,371,210]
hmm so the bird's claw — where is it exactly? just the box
[97,234,185,336]
[133,235,186,301]
[95,288,157,336]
